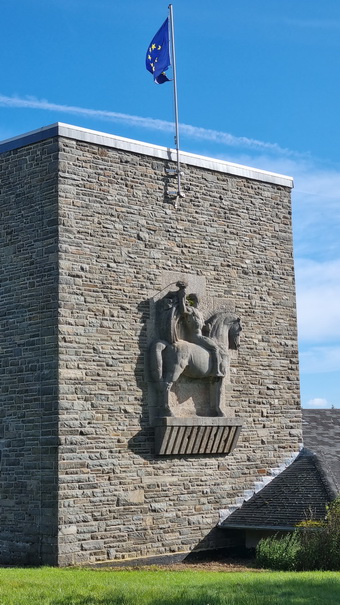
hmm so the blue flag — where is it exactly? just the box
[146,18,171,84]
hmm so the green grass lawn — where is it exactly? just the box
[0,567,339,605]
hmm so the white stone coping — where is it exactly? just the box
[0,122,294,188]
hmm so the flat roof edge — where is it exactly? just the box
[0,124,59,153]
[0,122,294,188]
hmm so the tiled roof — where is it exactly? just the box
[220,451,331,529]
[302,409,340,493]
[221,409,340,530]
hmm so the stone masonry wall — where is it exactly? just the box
[0,139,59,565]
[57,136,302,565]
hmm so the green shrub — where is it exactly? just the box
[256,496,340,571]
[297,496,340,571]
[256,532,301,571]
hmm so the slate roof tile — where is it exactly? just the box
[221,409,340,530]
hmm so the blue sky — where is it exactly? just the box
[1,0,339,408]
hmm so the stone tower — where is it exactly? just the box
[0,123,301,565]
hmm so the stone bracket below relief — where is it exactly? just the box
[154,417,242,456]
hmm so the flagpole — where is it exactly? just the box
[168,4,183,199]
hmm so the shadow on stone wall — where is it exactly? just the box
[184,527,245,560]
[127,298,155,460]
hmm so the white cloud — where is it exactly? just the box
[215,152,340,203]
[306,398,330,408]
[292,164,340,255]
[296,258,340,286]
[0,93,174,132]
[295,168,340,203]
[219,154,340,211]
[295,258,340,342]
[179,124,295,156]
[299,345,340,374]
[0,93,301,157]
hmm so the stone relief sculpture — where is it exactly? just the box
[149,281,242,418]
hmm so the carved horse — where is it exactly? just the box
[149,313,241,417]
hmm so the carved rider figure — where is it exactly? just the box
[176,281,224,377]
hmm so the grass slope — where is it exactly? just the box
[0,567,339,605]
